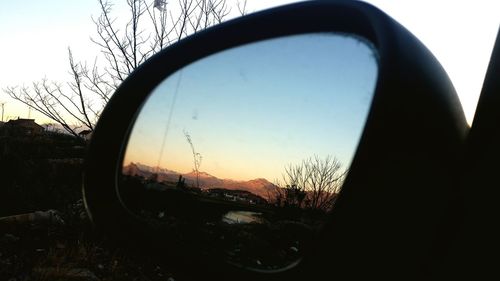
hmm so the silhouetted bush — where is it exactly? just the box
[0,133,85,216]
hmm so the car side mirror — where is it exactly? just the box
[83,1,468,280]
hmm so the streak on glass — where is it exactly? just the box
[119,33,378,272]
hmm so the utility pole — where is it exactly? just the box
[1,102,5,122]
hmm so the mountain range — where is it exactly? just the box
[123,162,278,199]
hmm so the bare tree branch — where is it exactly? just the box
[68,48,94,130]
[3,0,238,137]
[184,130,202,189]
[237,0,248,16]
[276,155,346,211]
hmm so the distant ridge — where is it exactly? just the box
[123,162,278,198]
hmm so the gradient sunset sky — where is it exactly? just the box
[123,33,378,181]
[1,0,498,125]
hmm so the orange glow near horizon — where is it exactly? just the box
[121,33,378,183]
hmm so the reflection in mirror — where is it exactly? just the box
[120,33,378,271]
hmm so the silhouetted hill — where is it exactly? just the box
[123,162,278,198]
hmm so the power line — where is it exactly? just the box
[156,70,183,172]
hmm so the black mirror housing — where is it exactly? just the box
[83,1,468,280]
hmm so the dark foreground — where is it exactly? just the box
[0,132,176,281]
[0,200,176,281]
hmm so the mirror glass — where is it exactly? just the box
[119,33,378,271]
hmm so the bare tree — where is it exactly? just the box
[274,155,346,211]
[237,0,248,16]
[184,130,202,189]
[4,49,96,138]
[4,0,241,136]
[274,163,309,208]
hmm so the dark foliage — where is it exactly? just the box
[0,132,85,216]
[0,132,179,280]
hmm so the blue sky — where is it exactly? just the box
[123,33,378,181]
[0,1,99,84]
[1,1,499,124]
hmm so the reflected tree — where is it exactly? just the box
[273,155,346,211]
[184,130,202,189]
[176,175,186,189]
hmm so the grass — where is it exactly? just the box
[0,205,175,281]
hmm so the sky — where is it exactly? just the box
[123,33,378,181]
[363,0,500,126]
[1,0,498,181]
[0,0,499,125]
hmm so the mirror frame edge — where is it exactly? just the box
[83,0,468,279]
